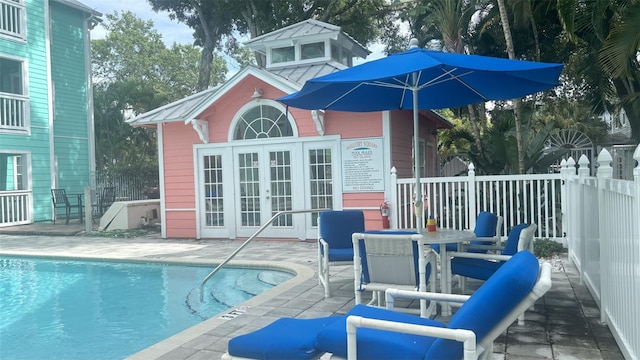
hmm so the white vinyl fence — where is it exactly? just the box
[563,148,640,360]
[389,165,563,241]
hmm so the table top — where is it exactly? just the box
[420,228,476,244]
[366,228,476,244]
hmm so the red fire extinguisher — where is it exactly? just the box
[380,200,390,229]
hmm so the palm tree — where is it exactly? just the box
[557,0,640,142]
[496,0,527,173]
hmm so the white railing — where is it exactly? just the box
[0,190,31,227]
[0,0,25,40]
[390,166,563,241]
[0,94,28,130]
[563,147,640,360]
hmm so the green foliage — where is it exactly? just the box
[557,0,640,141]
[440,102,570,175]
[534,238,566,258]
[91,11,227,172]
[149,0,397,84]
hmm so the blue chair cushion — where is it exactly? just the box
[427,251,539,359]
[502,223,529,255]
[328,247,354,262]
[319,210,365,250]
[451,257,503,280]
[316,304,444,360]
[473,212,498,237]
[228,316,340,359]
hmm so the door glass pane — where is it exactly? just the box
[309,148,333,226]
[269,150,292,226]
[239,153,260,226]
[203,155,223,227]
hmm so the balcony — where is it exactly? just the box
[0,93,28,132]
[0,0,25,41]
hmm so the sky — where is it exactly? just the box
[80,0,386,71]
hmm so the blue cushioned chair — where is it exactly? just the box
[352,231,437,317]
[449,223,536,298]
[222,251,552,360]
[318,210,366,298]
[431,211,502,254]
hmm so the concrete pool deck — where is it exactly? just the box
[0,233,625,360]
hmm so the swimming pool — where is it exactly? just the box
[0,256,294,360]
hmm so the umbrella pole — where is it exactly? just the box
[412,75,424,233]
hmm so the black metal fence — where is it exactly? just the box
[95,168,159,201]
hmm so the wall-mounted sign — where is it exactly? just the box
[341,138,384,192]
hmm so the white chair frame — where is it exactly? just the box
[352,232,438,318]
[345,260,552,360]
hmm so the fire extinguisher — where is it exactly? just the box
[380,200,390,229]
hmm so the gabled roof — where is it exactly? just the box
[244,19,370,59]
[126,65,301,126]
[125,86,221,126]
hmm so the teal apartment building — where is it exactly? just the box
[0,0,99,226]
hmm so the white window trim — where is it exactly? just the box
[227,99,299,142]
[0,53,30,135]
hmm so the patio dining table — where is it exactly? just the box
[387,228,477,316]
[420,228,477,316]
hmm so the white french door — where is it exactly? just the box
[234,144,301,238]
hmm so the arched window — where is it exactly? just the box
[233,103,294,140]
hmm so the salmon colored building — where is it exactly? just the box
[128,20,452,240]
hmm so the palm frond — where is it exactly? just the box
[599,1,640,78]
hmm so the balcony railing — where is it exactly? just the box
[0,93,28,131]
[0,0,25,40]
[0,190,30,227]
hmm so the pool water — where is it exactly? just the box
[0,256,293,360]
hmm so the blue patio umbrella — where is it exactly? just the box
[278,40,563,231]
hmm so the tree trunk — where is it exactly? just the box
[197,36,215,91]
[497,0,525,174]
[190,0,215,91]
[468,104,484,153]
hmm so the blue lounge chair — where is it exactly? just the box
[223,251,551,360]
[449,223,535,285]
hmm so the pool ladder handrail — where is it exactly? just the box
[199,208,331,301]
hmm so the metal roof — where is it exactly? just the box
[125,86,221,125]
[246,19,342,45]
[269,61,347,86]
[245,19,370,59]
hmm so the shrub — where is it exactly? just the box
[534,238,566,258]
